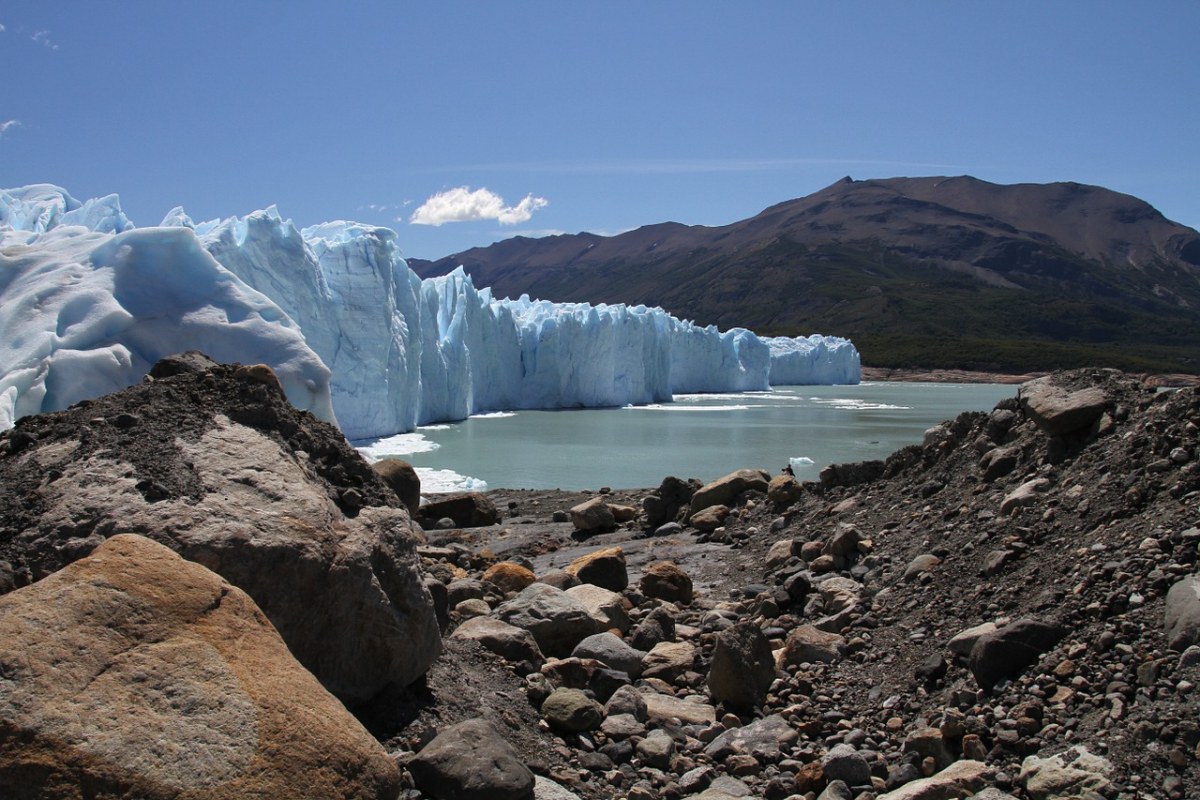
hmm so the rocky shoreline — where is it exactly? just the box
[2,360,1198,800]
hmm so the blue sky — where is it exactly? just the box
[2,2,1197,260]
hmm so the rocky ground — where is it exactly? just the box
[381,368,1200,800]
[1,361,1198,800]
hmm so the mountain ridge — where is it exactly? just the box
[409,176,1200,375]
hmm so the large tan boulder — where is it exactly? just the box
[0,534,399,799]
[3,407,440,705]
[689,468,771,514]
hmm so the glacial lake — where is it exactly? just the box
[357,382,1017,492]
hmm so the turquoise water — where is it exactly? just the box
[357,382,1016,491]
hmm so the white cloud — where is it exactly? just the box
[0,24,7,33]
[32,30,58,50]
[409,186,548,227]
[0,119,20,137]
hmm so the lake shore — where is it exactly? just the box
[861,366,1200,387]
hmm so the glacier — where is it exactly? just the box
[0,185,859,439]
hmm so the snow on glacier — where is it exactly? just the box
[0,187,335,430]
[0,185,860,438]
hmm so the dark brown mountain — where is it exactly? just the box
[409,176,1200,374]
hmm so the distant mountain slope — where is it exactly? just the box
[409,176,1200,374]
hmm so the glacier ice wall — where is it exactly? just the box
[767,335,861,385]
[1,185,859,438]
[0,187,335,430]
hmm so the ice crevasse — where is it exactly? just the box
[1,185,860,439]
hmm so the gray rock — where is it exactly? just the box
[641,640,696,682]
[704,714,796,762]
[1019,746,1113,800]
[572,632,646,677]
[541,687,603,732]
[604,685,649,721]
[817,780,854,800]
[418,492,500,528]
[409,718,534,800]
[979,445,1021,481]
[689,469,771,514]
[534,775,583,800]
[450,616,545,668]
[779,624,847,666]
[640,690,715,726]
[636,730,676,769]
[822,743,871,786]
[1018,376,1108,436]
[1165,574,1200,651]
[495,583,599,658]
[969,618,1066,692]
[565,583,632,633]
[707,621,776,711]
[570,497,616,533]
[904,553,941,581]
[1000,477,1051,516]
[876,759,990,800]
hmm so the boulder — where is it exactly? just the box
[640,561,694,603]
[541,688,603,732]
[0,397,439,705]
[1000,478,1051,515]
[418,492,501,528]
[0,534,399,799]
[767,473,803,505]
[572,632,646,677]
[708,621,776,711]
[609,504,639,523]
[482,562,537,595]
[875,759,990,800]
[408,718,534,800]
[779,625,847,666]
[690,504,731,532]
[1019,746,1113,800]
[449,616,545,668]
[373,458,421,515]
[564,546,628,591]
[969,618,1066,691]
[641,640,697,682]
[704,714,797,762]
[570,497,616,533]
[565,583,633,633]
[979,445,1021,482]
[690,469,771,514]
[948,622,999,657]
[822,744,871,787]
[904,553,941,581]
[639,690,716,726]
[1165,574,1200,651]
[642,476,698,528]
[1018,376,1108,436]
[495,583,599,658]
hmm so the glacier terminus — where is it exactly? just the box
[0,185,860,439]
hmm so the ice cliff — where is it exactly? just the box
[1,185,859,438]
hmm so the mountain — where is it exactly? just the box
[409,176,1200,374]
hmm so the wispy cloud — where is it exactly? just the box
[0,24,7,33]
[419,157,969,175]
[0,119,20,137]
[410,186,549,227]
[31,29,58,50]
